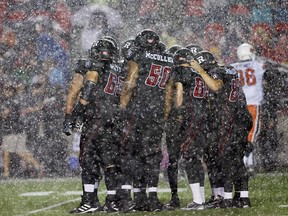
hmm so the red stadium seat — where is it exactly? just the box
[205,23,225,37]
[275,23,288,34]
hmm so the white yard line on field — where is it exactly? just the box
[17,188,187,215]
[17,190,106,216]
[17,198,81,216]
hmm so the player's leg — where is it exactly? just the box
[182,153,205,210]
[165,116,182,209]
[70,119,102,214]
[101,123,122,213]
[245,105,261,171]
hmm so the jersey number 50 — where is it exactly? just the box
[145,63,172,89]
[237,68,256,86]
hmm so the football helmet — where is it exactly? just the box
[194,51,217,70]
[185,44,203,56]
[166,45,182,55]
[173,48,194,65]
[237,43,255,61]
[134,29,160,49]
[89,38,118,61]
[120,38,135,60]
[157,41,166,52]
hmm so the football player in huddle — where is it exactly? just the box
[172,48,210,211]
[120,29,174,212]
[163,44,182,210]
[192,51,252,208]
[64,37,128,214]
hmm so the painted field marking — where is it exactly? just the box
[279,205,288,208]
[20,191,55,196]
[17,188,187,215]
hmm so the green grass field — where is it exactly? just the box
[1,173,288,216]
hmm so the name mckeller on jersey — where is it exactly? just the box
[145,51,173,63]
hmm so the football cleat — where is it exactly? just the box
[181,202,205,210]
[70,203,98,214]
[165,197,180,210]
[205,195,223,209]
[215,199,233,208]
[103,201,120,213]
[234,198,251,208]
[147,197,165,212]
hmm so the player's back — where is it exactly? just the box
[230,60,265,105]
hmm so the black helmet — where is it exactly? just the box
[101,35,118,51]
[186,44,203,56]
[134,29,160,49]
[194,51,217,70]
[157,41,166,52]
[120,38,135,60]
[173,48,194,65]
[166,45,182,55]
[89,39,118,61]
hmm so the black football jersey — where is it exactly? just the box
[85,59,125,120]
[173,66,209,111]
[129,48,174,118]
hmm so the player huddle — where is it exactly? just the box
[62,29,253,214]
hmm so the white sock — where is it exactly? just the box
[247,153,253,166]
[219,187,225,197]
[189,183,202,204]
[94,181,99,189]
[224,192,233,199]
[148,187,157,192]
[107,190,116,195]
[84,184,94,193]
[212,188,218,197]
[240,191,249,198]
[121,184,132,190]
[200,186,205,203]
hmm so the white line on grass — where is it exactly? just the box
[17,198,80,216]
[17,188,187,215]
[17,191,106,216]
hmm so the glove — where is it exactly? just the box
[63,114,74,136]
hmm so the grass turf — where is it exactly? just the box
[1,173,288,216]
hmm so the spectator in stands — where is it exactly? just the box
[32,16,71,86]
[251,24,276,60]
[273,28,288,64]
[71,4,123,58]
[20,75,46,170]
[42,59,69,177]
[1,80,43,178]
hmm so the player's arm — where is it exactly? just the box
[189,60,223,92]
[79,70,99,105]
[174,81,183,108]
[65,73,84,115]
[63,72,84,136]
[164,78,174,120]
[120,60,139,109]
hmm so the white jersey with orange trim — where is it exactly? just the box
[231,60,265,105]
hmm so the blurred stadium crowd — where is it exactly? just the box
[0,0,287,178]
